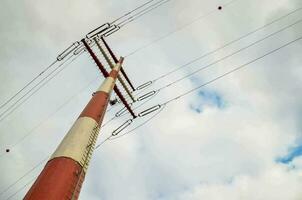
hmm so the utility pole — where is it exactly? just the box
[24,57,124,200]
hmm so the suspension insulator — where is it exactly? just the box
[86,23,110,39]
[137,90,157,101]
[57,41,81,61]
[138,105,161,117]
[112,119,133,136]
[73,44,86,55]
[115,103,133,117]
[136,81,153,90]
[103,25,120,37]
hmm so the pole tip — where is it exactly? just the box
[119,57,124,65]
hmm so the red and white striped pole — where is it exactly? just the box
[24,57,124,200]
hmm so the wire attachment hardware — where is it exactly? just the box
[136,81,153,90]
[115,103,133,117]
[86,23,110,39]
[112,119,133,136]
[86,38,94,45]
[73,44,86,55]
[57,41,81,61]
[137,90,157,101]
[103,25,120,37]
[138,105,161,117]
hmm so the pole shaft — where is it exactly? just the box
[24,58,124,200]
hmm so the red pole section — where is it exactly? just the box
[24,58,124,200]
[101,37,136,91]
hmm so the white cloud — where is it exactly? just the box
[0,0,302,199]
[174,164,302,200]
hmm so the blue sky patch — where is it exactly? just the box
[198,91,225,109]
[190,105,202,113]
[190,90,226,113]
[277,145,302,164]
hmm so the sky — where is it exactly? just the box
[0,0,302,199]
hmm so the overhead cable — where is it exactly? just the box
[0,75,100,159]
[0,157,47,197]
[106,35,302,141]
[0,52,83,123]
[110,0,157,24]
[125,0,240,57]
[161,36,302,106]
[137,6,302,87]
[0,41,82,112]
[0,60,56,111]
[117,0,172,27]
[120,18,302,118]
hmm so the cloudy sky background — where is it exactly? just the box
[0,0,302,199]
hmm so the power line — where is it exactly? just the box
[110,4,302,103]
[149,6,302,84]
[103,35,302,142]
[125,0,240,57]
[119,18,302,117]
[0,51,84,123]
[0,0,225,124]
[0,66,137,159]
[5,176,37,200]
[98,17,302,126]
[0,77,104,196]
[0,0,196,122]
[161,36,302,106]
[0,71,131,190]
[0,42,83,114]
[110,0,157,24]
[0,76,100,159]
[0,60,57,111]
[117,0,172,27]
[0,0,161,118]
[152,18,302,95]
[99,34,302,142]
[122,6,302,99]
[0,77,103,196]
[0,157,48,197]
[88,0,174,38]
